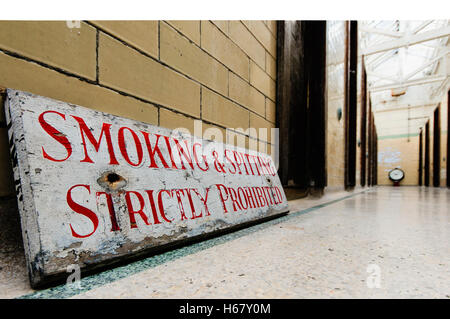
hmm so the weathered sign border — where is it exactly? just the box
[4,89,288,288]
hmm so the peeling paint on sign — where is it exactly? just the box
[4,89,288,287]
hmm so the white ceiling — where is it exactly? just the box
[359,20,449,136]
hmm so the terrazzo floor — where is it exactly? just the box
[2,186,449,298]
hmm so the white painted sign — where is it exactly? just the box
[4,89,288,287]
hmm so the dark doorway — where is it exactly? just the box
[447,90,450,188]
[374,128,378,185]
[344,21,358,189]
[425,121,430,186]
[276,21,327,197]
[369,116,377,186]
[367,99,373,186]
[419,128,423,186]
[360,56,367,187]
[304,21,327,194]
[433,104,441,187]
[276,21,307,193]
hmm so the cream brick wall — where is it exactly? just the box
[160,22,228,96]
[378,136,420,186]
[326,96,346,188]
[355,58,363,187]
[229,21,267,69]
[374,93,448,188]
[91,21,159,59]
[0,21,97,80]
[0,20,277,196]
[200,21,249,81]
[166,21,200,46]
[326,21,369,189]
[325,21,346,189]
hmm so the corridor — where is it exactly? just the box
[12,187,449,299]
[0,18,448,300]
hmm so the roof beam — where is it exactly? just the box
[360,26,403,38]
[431,76,449,98]
[366,50,397,75]
[412,20,434,34]
[374,103,437,113]
[403,49,449,81]
[418,42,448,50]
[369,75,447,92]
[366,71,398,82]
[375,98,438,108]
[362,25,450,56]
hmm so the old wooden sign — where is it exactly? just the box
[4,89,288,287]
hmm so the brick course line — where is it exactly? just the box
[264,20,277,38]
[86,20,275,105]
[95,29,99,83]
[0,24,275,143]
[157,21,161,60]
[160,21,275,103]
[240,20,276,60]
[0,48,268,144]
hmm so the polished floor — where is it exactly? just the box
[3,186,450,298]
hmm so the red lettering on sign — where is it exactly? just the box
[125,191,151,229]
[39,110,72,162]
[224,149,237,174]
[163,136,179,169]
[262,186,274,206]
[67,184,99,238]
[216,184,229,213]
[228,187,242,212]
[172,189,188,220]
[244,187,257,208]
[237,187,249,209]
[185,189,202,219]
[173,138,194,170]
[233,151,244,175]
[72,116,119,165]
[259,157,276,176]
[250,187,260,207]
[239,152,251,175]
[96,192,120,232]
[274,186,283,203]
[157,190,173,223]
[63,183,282,238]
[212,150,226,173]
[192,188,211,217]
[118,127,143,167]
[145,190,172,224]
[255,187,267,207]
[243,154,256,176]
[141,132,175,169]
[193,143,209,171]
